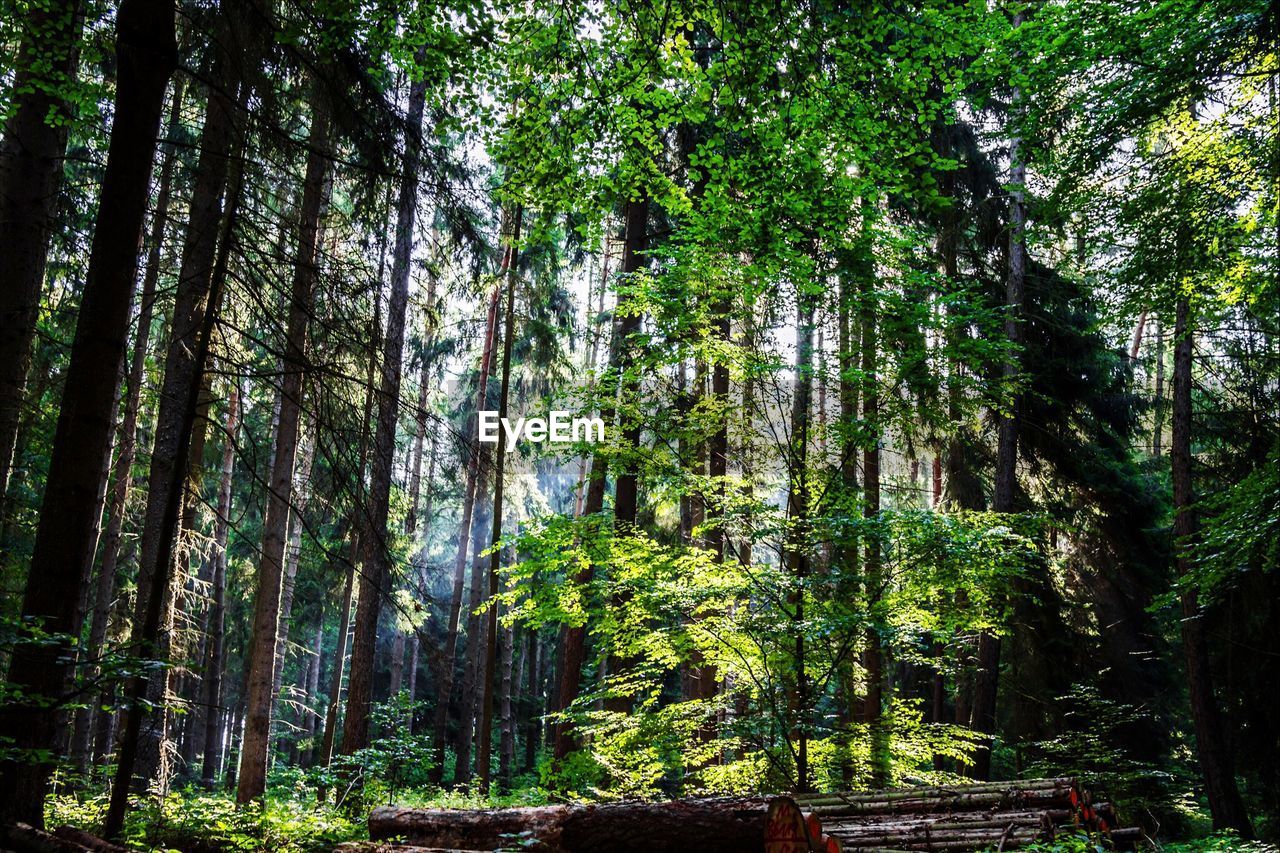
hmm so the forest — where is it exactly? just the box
[0,0,1277,849]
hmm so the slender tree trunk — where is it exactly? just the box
[478,207,523,791]
[970,55,1028,780]
[455,495,493,783]
[860,263,888,788]
[270,433,317,739]
[341,62,426,758]
[126,10,248,791]
[0,0,86,510]
[523,628,541,772]
[431,284,501,783]
[499,601,516,791]
[786,274,815,794]
[0,0,175,825]
[1153,320,1165,457]
[301,617,324,766]
[1171,298,1253,836]
[237,95,330,803]
[200,385,238,787]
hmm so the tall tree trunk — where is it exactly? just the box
[786,274,815,794]
[1171,298,1253,836]
[318,263,382,774]
[0,0,175,826]
[499,601,516,791]
[430,284,501,783]
[860,261,888,788]
[970,55,1028,780]
[341,61,426,758]
[71,78,186,773]
[238,95,330,803]
[601,195,648,716]
[0,0,86,511]
[478,206,523,791]
[200,385,238,787]
[126,10,247,791]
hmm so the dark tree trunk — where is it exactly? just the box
[341,63,426,757]
[1171,297,1252,836]
[0,0,85,510]
[786,274,815,794]
[860,264,887,788]
[71,80,184,771]
[455,496,493,783]
[126,9,248,790]
[970,69,1028,780]
[239,92,330,800]
[319,551,356,770]
[0,0,175,826]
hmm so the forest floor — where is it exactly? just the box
[40,786,1278,853]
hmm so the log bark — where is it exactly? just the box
[369,798,768,853]
[0,0,175,825]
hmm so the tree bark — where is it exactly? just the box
[341,61,427,757]
[238,95,330,803]
[1171,297,1252,836]
[0,0,175,825]
[0,0,86,510]
[270,432,317,742]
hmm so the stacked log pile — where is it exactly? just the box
[351,777,1143,853]
[794,777,1144,851]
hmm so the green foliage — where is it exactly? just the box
[48,790,364,852]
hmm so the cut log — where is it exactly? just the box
[364,778,1141,853]
[0,824,128,853]
[369,798,768,852]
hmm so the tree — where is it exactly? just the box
[0,0,177,825]
[238,90,331,803]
